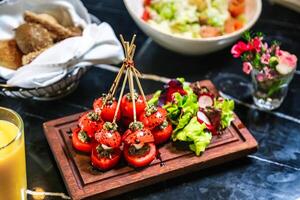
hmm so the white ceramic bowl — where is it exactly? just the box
[124,0,262,55]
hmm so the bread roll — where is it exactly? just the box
[15,23,53,54]
[0,40,23,70]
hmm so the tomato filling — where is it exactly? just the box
[86,111,100,121]
[77,130,90,143]
[72,128,92,153]
[95,144,114,159]
[158,120,168,130]
[128,144,150,156]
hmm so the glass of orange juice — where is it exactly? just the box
[0,107,27,200]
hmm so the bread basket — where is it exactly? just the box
[0,14,100,100]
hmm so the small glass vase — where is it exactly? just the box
[251,68,295,110]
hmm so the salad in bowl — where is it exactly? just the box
[124,0,262,55]
[142,0,246,38]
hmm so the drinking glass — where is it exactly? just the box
[251,68,295,110]
[0,107,27,200]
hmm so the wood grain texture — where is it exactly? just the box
[43,80,258,200]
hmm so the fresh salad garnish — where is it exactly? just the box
[142,0,246,38]
[148,78,235,155]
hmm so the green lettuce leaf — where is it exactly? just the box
[214,99,235,129]
[174,117,212,155]
[163,90,198,131]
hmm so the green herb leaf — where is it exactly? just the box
[242,31,251,41]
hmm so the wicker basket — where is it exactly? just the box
[0,66,90,100]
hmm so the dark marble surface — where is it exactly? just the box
[1,0,300,199]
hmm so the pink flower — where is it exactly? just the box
[275,47,282,56]
[276,50,298,75]
[231,41,249,58]
[263,67,270,74]
[262,42,268,50]
[243,62,253,74]
[248,37,262,52]
[261,53,271,65]
[279,51,297,68]
[253,37,262,52]
[256,73,265,82]
[262,67,274,79]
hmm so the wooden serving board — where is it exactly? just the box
[43,80,258,200]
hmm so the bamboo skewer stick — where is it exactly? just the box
[133,68,148,108]
[110,64,125,98]
[113,68,129,123]
[128,69,137,123]
[98,64,125,115]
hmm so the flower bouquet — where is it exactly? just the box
[231,32,298,110]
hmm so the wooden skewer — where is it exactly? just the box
[133,68,148,107]
[97,57,128,115]
[128,68,137,122]
[130,34,136,48]
[110,64,126,98]
[113,68,129,123]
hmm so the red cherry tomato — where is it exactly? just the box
[94,129,121,149]
[78,111,103,138]
[124,143,156,168]
[139,107,167,130]
[93,97,121,122]
[123,129,154,146]
[91,145,121,170]
[121,94,146,118]
[72,128,92,153]
[152,122,173,145]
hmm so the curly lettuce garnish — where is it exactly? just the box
[175,117,212,156]
[214,98,235,129]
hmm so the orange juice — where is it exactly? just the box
[0,120,27,200]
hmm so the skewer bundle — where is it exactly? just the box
[99,34,148,126]
[69,34,172,170]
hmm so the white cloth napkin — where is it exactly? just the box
[0,0,124,88]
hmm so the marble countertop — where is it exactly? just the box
[1,0,300,199]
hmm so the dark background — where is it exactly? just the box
[1,0,300,199]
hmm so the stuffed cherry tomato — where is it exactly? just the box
[139,106,167,130]
[91,145,121,171]
[72,128,92,153]
[93,95,121,122]
[123,128,154,146]
[78,111,103,138]
[152,120,173,145]
[123,124,156,167]
[123,143,156,168]
[92,122,122,170]
[121,93,146,118]
[94,123,121,148]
